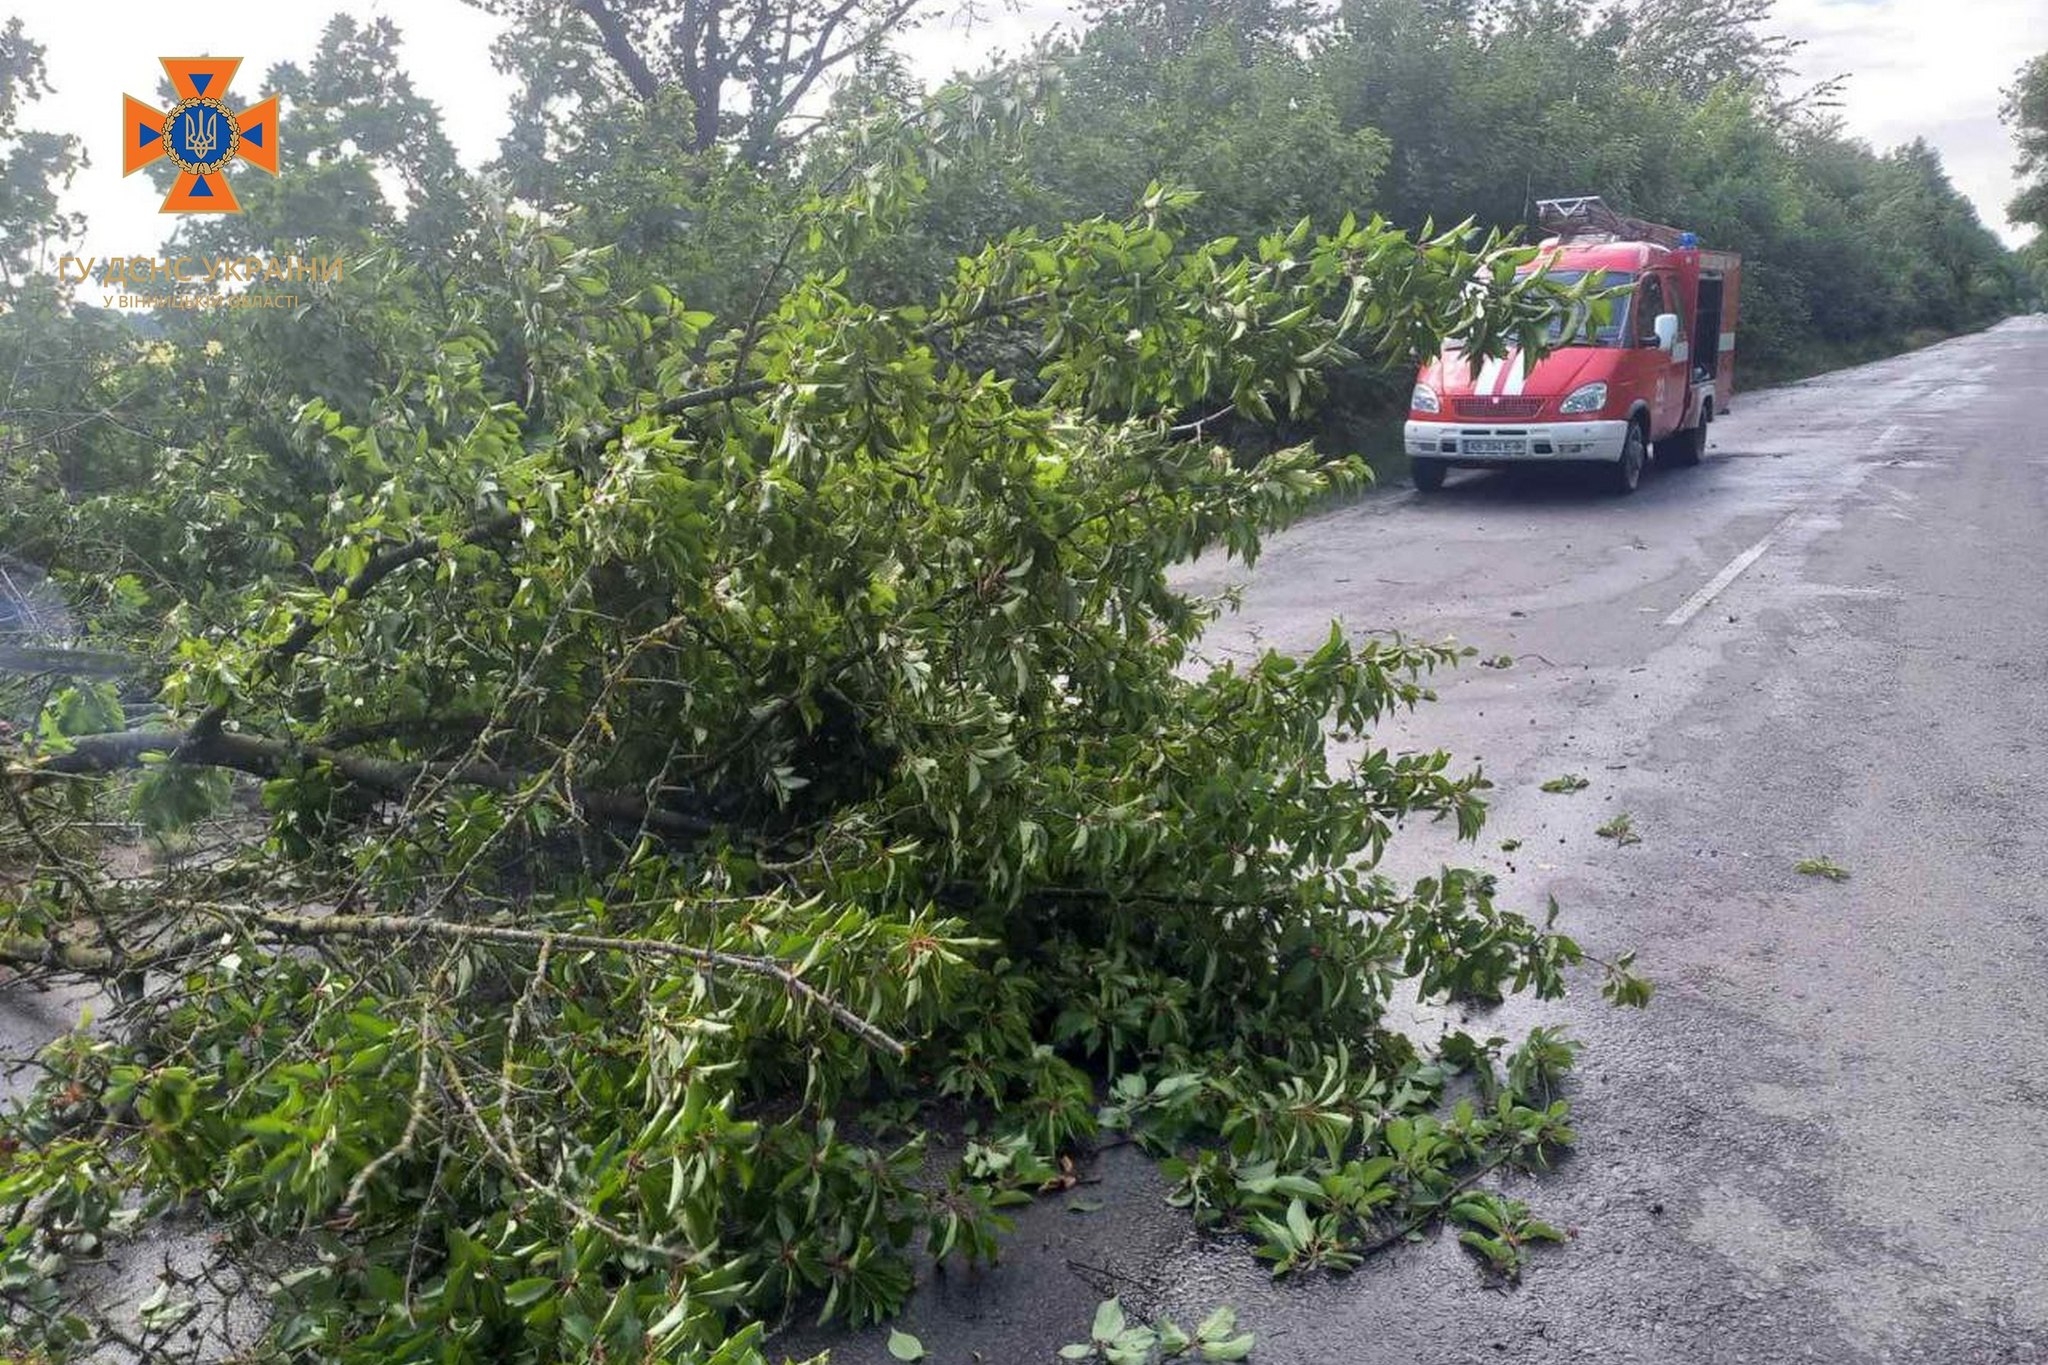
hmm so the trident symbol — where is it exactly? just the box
[183,107,218,162]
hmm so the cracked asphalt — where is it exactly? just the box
[780,317,2048,1365]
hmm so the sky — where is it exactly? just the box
[11,0,2040,255]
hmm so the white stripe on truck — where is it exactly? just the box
[1503,349,1528,396]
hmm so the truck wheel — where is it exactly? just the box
[1663,405,1709,467]
[1411,458,1448,492]
[1609,423,1646,495]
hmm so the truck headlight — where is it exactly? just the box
[1410,383,1440,414]
[1559,382,1607,415]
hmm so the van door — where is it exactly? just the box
[1633,272,1687,437]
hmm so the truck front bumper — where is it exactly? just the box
[1404,419,1631,464]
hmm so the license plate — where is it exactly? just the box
[1462,438,1525,457]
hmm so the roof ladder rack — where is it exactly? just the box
[1535,196,1687,249]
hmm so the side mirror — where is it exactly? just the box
[1653,313,1679,351]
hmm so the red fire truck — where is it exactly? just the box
[1404,197,1742,494]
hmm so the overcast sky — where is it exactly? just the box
[12,0,2040,255]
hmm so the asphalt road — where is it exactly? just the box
[782,317,2048,1365]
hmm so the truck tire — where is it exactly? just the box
[1609,422,1646,495]
[1663,403,1709,467]
[1411,458,1448,492]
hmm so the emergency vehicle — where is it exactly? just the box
[1404,197,1742,494]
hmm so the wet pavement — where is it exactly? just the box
[777,318,2048,1365]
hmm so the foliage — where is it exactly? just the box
[12,0,2013,1358]
[0,16,81,284]
[1539,774,1589,794]
[1794,856,1850,882]
[0,25,1655,1362]
[1448,1191,1566,1282]
[13,5,2016,1362]
[1505,1026,1581,1105]
[1060,1299,1255,1363]
[469,0,938,162]
[2005,51,2048,238]
[1053,0,2024,378]
[1595,813,1641,845]
[148,15,469,256]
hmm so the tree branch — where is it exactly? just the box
[36,725,719,840]
[577,292,1051,457]
[574,0,660,100]
[574,377,772,458]
[250,911,907,1056]
[0,911,907,1057]
[741,0,898,163]
[181,513,522,753]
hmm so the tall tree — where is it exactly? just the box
[2004,51,2048,234]
[1602,0,1808,104]
[469,0,936,163]
[159,15,471,258]
[0,18,81,290]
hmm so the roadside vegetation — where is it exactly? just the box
[2003,47,2048,294]
[971,0,2028,407]
[0,3,2029,1362]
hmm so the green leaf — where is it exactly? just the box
[887,1328,926,1361]
[504,1278,555,1308]
[1284,1199,1313,1246]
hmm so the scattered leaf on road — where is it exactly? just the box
[1795,856,1850,882]
[1596,813,1640,845]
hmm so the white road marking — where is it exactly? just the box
[1663,511,1802,627]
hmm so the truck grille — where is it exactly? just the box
[1454,396,1544,420]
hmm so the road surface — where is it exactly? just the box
[781,317,2048,1365]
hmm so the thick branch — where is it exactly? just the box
[743,0,913,163]
[0,914,906,1057]
[313,713,493,751]
[575,377,772,458]
[37,726,718,840]
[575,0,660,100]
[0,931,120,973]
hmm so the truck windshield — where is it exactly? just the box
[1516,268,1634,347]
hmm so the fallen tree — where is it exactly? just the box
[0,130,1646,1364]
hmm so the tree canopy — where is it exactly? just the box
[2008,52,2048,214]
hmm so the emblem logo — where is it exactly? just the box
[122,58,279,213]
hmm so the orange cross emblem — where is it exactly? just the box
[122,58,279,214]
